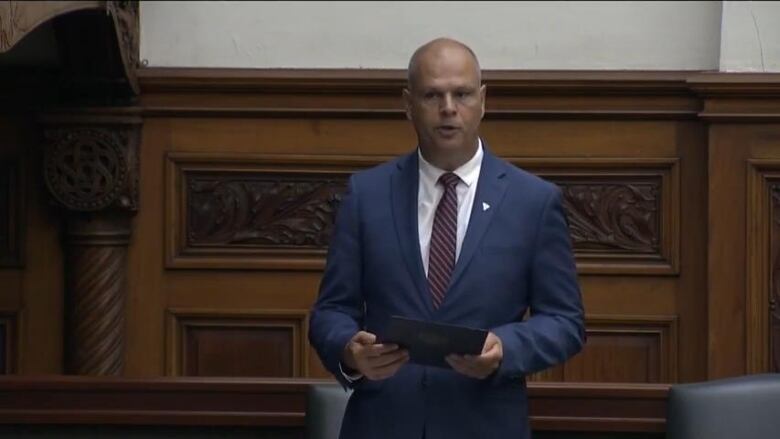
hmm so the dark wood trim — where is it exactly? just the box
[137,68,780,121]
[529,382,669,433]
[138,68,694,95]
[0,376,669,432]
[138,68,702,120]
[140,107,700,120]
[0,376,311,426]
[689,73,780,121]
[687,73,780,96]
[0,159,23,267]
[746,161,780,373]
[0,311,18,374]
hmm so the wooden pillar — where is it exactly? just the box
[42,112,140,375]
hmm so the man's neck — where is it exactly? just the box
[419,139,480,171]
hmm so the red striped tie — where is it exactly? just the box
[428,172,460,309]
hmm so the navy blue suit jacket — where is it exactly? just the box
[309,144,585,439]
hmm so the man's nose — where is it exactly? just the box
[439,94,456,115]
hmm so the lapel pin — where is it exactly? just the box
[482,202,490,211]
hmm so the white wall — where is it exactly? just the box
[720,1,780,72]
[140,1,723,70]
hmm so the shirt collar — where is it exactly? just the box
[418,138,483,187]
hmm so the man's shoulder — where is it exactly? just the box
[350,152,412,184]
[492,154,558,196]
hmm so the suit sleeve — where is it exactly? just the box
[308,175,364,388]
[492,187,585,382]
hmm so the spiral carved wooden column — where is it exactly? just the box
[42,113,140,375]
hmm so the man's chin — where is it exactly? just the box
[431,135,471,150]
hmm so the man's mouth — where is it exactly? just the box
[436,125,460,136]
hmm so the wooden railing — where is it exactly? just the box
[0,376,668,434]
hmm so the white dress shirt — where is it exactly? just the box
[418,140,483,275]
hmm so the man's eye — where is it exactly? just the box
[423,92,436,100]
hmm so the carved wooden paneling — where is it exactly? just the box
[747,162,780,373]
[40,115,141,376]
[518,159,680,275]
[530,315,678,383]
[167,154,678,274]
[187,177,340,249]
[166,309,309,378]
[65,244,127,375]
[165,153,378,270]
[0,160,22,267]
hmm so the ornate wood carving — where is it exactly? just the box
[0,161,22,267]
[525,159,679,275]
[0,1,139,95]
[0,2,103,52]
[186,176,658,254]
[42,112,141,375]
[0,1,25,52]
[106,1,140,94]
[187,175,345,249]
[558,181,659,254]
[168,155,678,273]
[44,127,137,212]
[65,220,129,375]
[166,154,371,270]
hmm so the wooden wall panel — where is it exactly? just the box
[746,161,780,373]
[520,159,679,275]
[0,311,18,374]
[164,153,375,270]
[164,154,679,275]
[0,160,22,267]
[166,309,308,378]
[532,316,677,383]
[4,70,750,391]
[689,74,780,378]
[126,69,708,385]
[0,115,63,375]
[13,69,780,436]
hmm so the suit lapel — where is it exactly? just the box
[446,147,509,298]
[391,152,434,315]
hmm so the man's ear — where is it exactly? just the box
[402,88,413,121]
[479,84,487,120]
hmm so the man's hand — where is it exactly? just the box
[342,331,409,381]
[446,332,503,379]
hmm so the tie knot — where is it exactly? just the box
[438,172,460,189]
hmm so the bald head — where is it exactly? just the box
[407,38,482,90]
[402,37,486,171]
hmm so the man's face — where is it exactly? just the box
[404,45,486,163]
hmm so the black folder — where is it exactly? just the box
[378,316,488,369]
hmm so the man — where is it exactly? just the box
[309,37,585,439]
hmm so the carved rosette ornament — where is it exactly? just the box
[42,114,140,376]
[106,0,140,94]
[44,128,135,212]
